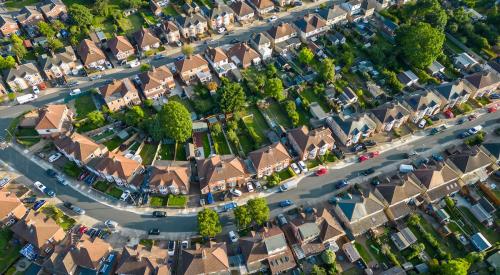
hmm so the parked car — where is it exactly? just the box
[351,143,365,153]
[368,151,379,158]
[56,174,67,185]
[361,168,375,176]
[69,88,82,96]
[279,200,293,207]
[32,86,40,94]
[358,155,369,162]
[148,228,160,235]
[32,200,46,211]
[0,176,11,189]
[268,15,277,22]
[363,140,376,147]
[78,171,89,181]
[230,189,242,197]
[298,161,308,173]
[488,106,497,113]
[152,211,167,218]
[247,182,254,192]
[277,214,288,226]
[290,163,301,174]
[418,119,427,128]
[181,240,189,249]
[120,190,130,201]
[468,114,477,121]
[34,181,47,193]
[22,196,37,203]
[335,180,348,189]
[489,93,500,99]
[253,180,262,189]
[432,153,444,162]
[316,168,328,176]
[105,61,112,69]
[279,184,288,192]
[405,151,418,158]
[175,40,182,47]
[371,177,381,186]
[46,169,57,177]
[229,231,238,243]
[104,220,118,228]
[128,60,140,68]
[468,125,482,134]
[167,241,176,256]
[48,153,62,163]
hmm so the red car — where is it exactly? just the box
[78,226,88,234]
[488,106,497,113]
[468,114,477,121]
[358,155,369,162]
[316,168,328,176]
[369,151,380,158]
[444,109,454,119]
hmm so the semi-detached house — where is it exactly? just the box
[0,15,20,37]
[37,0,67,21]
[108,35,135,61]
[87,152,143,186]
[197,154,249,194]
[78,39,106,69]
[326,113,377,146]
[369,101,410,132]
[294,14,329,40]
[463,70,500,99]
[99,78,141,111]
[54,132,108,166]
[248,0,275,16]
[35,104,73,137]
[38,46,79,80]
[249,142,291,178]
[226,42,262,68]
[203,3,235,30]
[0,191,27,225]
[287,126,335,161]
[402,89,442,124]
[230,1,255,24]
[174,54,211,84]
[432,79,471,110]
[175,13,208,38]
[133,28,161,52]
[4,62,44,91]
[139,65,175,101]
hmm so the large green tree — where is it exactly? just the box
[218,78,246,114]
[234,205,252,229]
[405,0,448,30]
[247,198,270,226]
[161,101,192,142]
[69,4,94,28]
[86,111,105,126]
[197,208,222,238]
[0,56,16,70]
[38,21,56,38]
[311,265,327,275]
[48,38,64,51]
[396,22,445,69]
[125,106,145,126]
[265,78,285,101]
[439,258,471,275]
[298,47,314,65]
[10,34,26,62]
[319,58,335,83]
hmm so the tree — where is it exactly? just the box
[396,22,445,69]
[266,63,278,78]
[51,20,65,32]
[466,252,485,264]
[10,34,26,62]
[207,81,218,92]
[382,69,404,92]
[265,78,285,101]
[227,129,239,146]
[181,44,194,57]
[140,63,151,72]
[38,22,56,38]
[439,258,471,275]
[86,111,105,126]
[319,58,335,83]
[311,265,327,275]
[0,56,16,70]
[48,38,64,51]
[69,4,93,28]
[408,243,425,260]
[298,47,314,65]
[218,78,246,113]
[144,98,153,107]
[234,205,252,229]
[407,0,448,30]
[161,101,192,142]
[247,198,270,226]
[124,0,144,9]
[408,214,421,226]
[321,250,336,265]
[197,208,222,238]
[125,106,145,126]
[211,123,222,136]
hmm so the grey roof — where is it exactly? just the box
[331,113,376,137]
[207,3,233,19]
[448,147,492,174]
[264,233,287,253]
[404,90,441,111]
[176,13,207,28]
[337,192,385,221]
[397,70,418,85]
[318,5,347,20]
[434,80,469,100]
[37,0,65,13]
[298,223,320,240]
[4,63,40,82]
[38,46,76,70]
[482,142,500,160]
[471,233,492,251]
[250,32,270,46]
[428,60,445,74]
[478,197,496,214]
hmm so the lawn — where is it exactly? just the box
[159,143,187,161]
[237,133,255,155]
[277,167,295,182]
[167,194,187,208]
[242,106,271,144]
[354,242,373,263]
[63,162,83,178]
[74,94,96,119]
[93,129,115,141]
[212,133,231,155]
[4,0,38,9]
[0,229,20,274]
[459,206,499,244]
[365,238,388,264]
[163,5,179,16]
[106,186,123,199]
[15,127,40,147]
[150,196,168,207]
[300,88,330,113]
[42,205,76,231]
[266,102,293,129]
[93,181,110,193]
[139,143,158,165]
[169,95,195,113]
[103,137,122,151]
[202,134,212,157]
[306,158,322,169]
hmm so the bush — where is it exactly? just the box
[247,126,262,144]
[444,196,455,208]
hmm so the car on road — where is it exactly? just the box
[153,54,164,60]
[152,211,167,217]
[32,86,40,94]
[128,60,140,68]
[489,93,500,99]
[0,176,11,189]
[56,174,67,185]
[33,200,46,211]
[48,153,62,163]
[34,181,55,197]
[224,202,237,211]
[418,119,427,128]
[371,177,381,186]
[279,200,293,207]
[316,168,328,176]
[167,241,176,256]
[104,220,118,228]
[63,201,85,215]
[368,151,379,158]
[430,125,447,135]
[405,151,418,158]
[277,214,288,226]
[148,228,160,235]
[458,131,471,139]
[361,168,375,176]
[488,106,497,113]
[335,180,348,189]
[247,182,254,192]
[120,190,130,201]
[105,61,113,69]
[432,153,444,162]
[279,184,288,192]
[268,15,278,22]
[358,155,369,162]
[89,74,102,81]
[67,81,79,87]
[468,114,477,121]
[69,88,82,96]
[229,231,238,243]
[230,189,242,197]
[468,125,482,135]
[363,140,376,147]
[290,163,301,174]
[298,161,308,173]
[46,169,57,177]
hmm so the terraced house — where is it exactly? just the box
[287,126,335,161]
[197,155,249,194]
[54,132,108,166]
[432,79,471,110]
[143,163,191,195]
[412,162,461,203]
[249,142,291,178]
[203,3,235,30]
[445,145,495,185]
[99,78,141,111]
[139,66,175,101]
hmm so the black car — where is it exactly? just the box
[63,201,73,208]
[335,180,348,189]
[152,211,167,218]
[351,144,365,153]
[46,169,57,177]
[371,177,381,186]
[363,140,376,147]
[361,168,375,176]
[22,196,37,204]
[148,228,160,235]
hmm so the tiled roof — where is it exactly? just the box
[88,152,142,181]
[197,155,247,188]
[249,142,291,171]
[370,102,409,124]
[99,78,138,103]
[175,54,208,74]
[267,23,296,40]
[11,211,65,249]
[139,65,173,91]
[78,39,106,66]
[179,242,230,275]
[35,104,68,130]
[148,164,190,192]
[288,126,334,155]
[133,28,161,48]
[206,47,228,63]
[230,1,254,16]
[54,132,107,164]
[226,43,260,66]
[0,192,27,220]
[116,244,169,275]
[108,36,134,56]
[464,70,500,90]
[294,14,326,33]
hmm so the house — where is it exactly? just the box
[326,114,377,146]
[38,46,79,80]
[99,78,141,111]
[115,244,170,275]
[294,14,329,40]
[454,52,478,71]
[390,227,417,251]
[139,66,175,100]
[402,89,442,124]
[226,43,261,68]
[340,0,363,16]
[203,3,234,30]
[77,39,106,69]
[11,210,66,257]
[41,233,112,274]
[317,5,348,26]
[266,22,297,45]
[486,251,500,271]
[446,145,494,185]
[35,104,73,137]
[174,54,211,84]
[427,60,445,76]
[0,15,20,37]
[182,2,200,14]
[248,0,275,16]
[163,21,181,44]
[37,0,67,21]
[0,192,27,225]
[178,241,229,275]
[145,163,190,195]
[412,162,461,203]
[108,36,135,61]
[239,227,297,274]
[327,32,346,45]
[372,0,391,11]
[288,126,335,161]
[197,154,249,194]
[374,174,424,220]
[87,152,143,186]
[334,191,388,236]
[133,28,161,52]
[54,132,108,166]
[16,6,44,29]
[361,0,376,17]
[250,32,272,60]
[249,142,291,178]
[150,0,163,16]
[175,14,208,38]
[205,47,236,77]
[397,70,419,87]
[4,62,44,91]
[230,1,255,24]
[433,79,471,110]
[369,102,410,132]
[463,70,500,99]
[481,142,500,163]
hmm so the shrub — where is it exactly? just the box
[247,126,262,144]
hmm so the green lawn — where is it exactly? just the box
[4,0,38,9]
[63,162,83,178]
[277,167,295,182]
[266,102,293,129]
[242,106,271,144]
[459,206,499,244]
[103,137,122,151]
[300,88,330,113]
[159,143,187,161]
[106,186,123,199]
[93,181,110,193]
[0,229,20,274]
[150,196,168,207]
[354,242,374,263]
[212,133,231,155]
[74,94,96,119]
[202,134,211,157]
[306,158,322,169]
[163,5,179,16]
[15,127,40,147]
[365,238,388,264]
[237,132,254,155]
[139,143,158,165]
[167,194,187,208]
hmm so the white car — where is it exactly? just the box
[418,119,427,128]
[48,153,62,163]
[175,40,182,47]
[290,163,301,174]
[230,189,242,197]
[468,125,482,134]
[32,86,40,94]
[104,219,118,228]
[105,61,113,69]
[298,161,308,173]
[128,60,140,68]
[268,15,278,22]
[217,27,226,34]
[229,231,239,243]
[34,181,47,193]
[69,88,82,96]
[120,190,131,201]
[247,182,254,192]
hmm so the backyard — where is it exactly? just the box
[300,88,330,113]
[4,0,38,9]
[0,229,20,274]
[139,143,158,165]
[211,133,231,155]
[202,134,211,157]
[74,94,96,119]
[103,137,123,151]
[241,106,271,146]
[15,127,40,147]
[158,143,187,161]
[265,102,293,129]
[458,206,499,244]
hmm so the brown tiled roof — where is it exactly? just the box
[139,65,173,91]
[54,132,108,164]
[133,28,161,48]
[230,1,254,16]
[412,163,459,190]
[78,39,105,66]
[226,43,260,66]
[250,0,274,9]
[370,102,410,125]
[249,142,291,171]
[0,192,27,220]
[35,104,69,130]
[197,155,247,188]
[116,244,169,275]
[267,23,296,40]
[375,175,423,205]
[148,164,190,193]
[164,20,179,33]
[71,234,112,270]
[89,152,142,181]
[295,14,326,33]
[11,211,65,249]
[316,208,344,242]
[464,71,500,90]
[108,35,134,56]
[99,78,138,103]
[447,146,492,174]
[206,47,228,63]
[175,54,208,74]
[288,126,334,155]
[179,242,229,275]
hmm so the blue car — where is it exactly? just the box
[432,153,444,162]
[45,188,56,197]
[33,200,46,211]
[279,200,293,207]
[224,202,237,211]
[490,93,500,99]
[335,180,348,189]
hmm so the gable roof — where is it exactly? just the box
[88,152,142,181]
[133,28,161,48]
[78,39,106,65]
[175,54,208,74]
[116,244,169,275]
[163,20,179,33]
[249,142,291,171]
[447,146,492,174]
[375,175,423,205]
[5,62,40,82]
[38,46,76,70]
[71,234,112,270]
[250,0,274,9]
[226,43,260,66]
[412,163,459,190]
[197,155,247,187]
[316,208,345,242]
[16,6,42,23]
[434,79,470,100]
[139,65,173,91]
[251,32,271,46]
[206,47,228,63]
[108,35,134,56]
[148,164,190,192]
[482,142,500,160]
[464,70,500,90]
[294,14,326,33]
[288,126,334,154]
[370,102,410,124]
[330,113,377,136]
[207,3,233,18]
[35,104,68,130]
[230,1,254,16]
[175,13,207,28]
[179,242,229,275]
[404,89,441,111]
[54,132,107,163]
[337,192,385,221]
[318,5,347,21]
[11,211,65,249]
[267,22,296,40]
[0,192,27,220]
[99,78,138,103]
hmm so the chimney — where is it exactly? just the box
[201,248,207,259]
